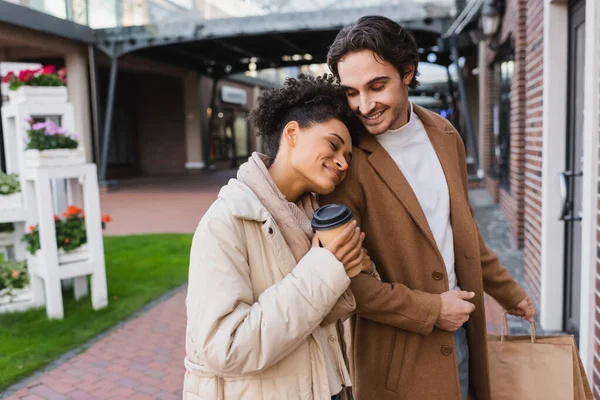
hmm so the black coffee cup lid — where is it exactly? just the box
[311,204,353,231]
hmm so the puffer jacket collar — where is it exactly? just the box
[218,179,269,223]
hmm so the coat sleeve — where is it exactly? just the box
[320,153,442,336]
[186,210,350,377]
[452,128,527,310]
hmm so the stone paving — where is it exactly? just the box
[2,183,531,399]
[470,189,542,336]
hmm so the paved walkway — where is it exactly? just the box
[100,170,237,236]
[3,184,529,399]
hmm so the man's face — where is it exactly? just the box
[337,50,411,135]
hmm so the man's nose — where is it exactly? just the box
[359,94,375,115]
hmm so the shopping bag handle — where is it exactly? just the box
[501,311,536,344]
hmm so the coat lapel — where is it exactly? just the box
[359,133,437,251]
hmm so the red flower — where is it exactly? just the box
[18,69,35,82]
[1,71,15,83]
[54,215,59,222]
[64,238,70,244]
[28,225,36,232]
[65,205,83,216]
[41,65,56,75]
[57,68,66,78]
[101,214,112,224]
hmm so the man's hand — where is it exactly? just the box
[507,295,535,323]
[435,290,476,331]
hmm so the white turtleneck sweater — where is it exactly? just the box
[375,103,458,291]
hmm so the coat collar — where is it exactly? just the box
[356,104,463,255]
[218,179,270,223]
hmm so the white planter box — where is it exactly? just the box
[24,147,86,168]
[8,86,68,105]
[0,286,36,313]
[0,286,31,305]
[0,232,14,247]
[58,243,90,264]
[32,243,90,265]
[0,193,23,211]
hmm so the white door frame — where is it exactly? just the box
[577,0,599,376]
[540,0,569,331]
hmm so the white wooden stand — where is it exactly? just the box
[22,164,107,319]
[0,85,106,318]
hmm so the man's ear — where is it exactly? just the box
[403,67,415,86]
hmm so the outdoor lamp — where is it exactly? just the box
[481,0,503,37]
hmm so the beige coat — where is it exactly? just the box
[320,105,527,400]
[184,179,352,400]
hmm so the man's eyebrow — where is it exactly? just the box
[341,76,390,91]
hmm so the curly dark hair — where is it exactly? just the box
[327,16,420,89]
[249,74,363,157]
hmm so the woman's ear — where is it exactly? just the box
[282,121,299,147]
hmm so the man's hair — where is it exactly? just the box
[249,74,363,157]
[327,15,420,89]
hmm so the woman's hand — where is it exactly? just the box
[345,248,373,278]
[312,220,365,277]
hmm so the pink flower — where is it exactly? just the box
[24,117,33,124]
[41,65,56,75]
[31,122,46,131]
[11,270,19,279]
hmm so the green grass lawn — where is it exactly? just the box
[0,233,192,390]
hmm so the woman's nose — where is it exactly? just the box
[335,159,348,171]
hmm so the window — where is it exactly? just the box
[490,48,514,191]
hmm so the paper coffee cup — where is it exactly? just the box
[311,204,353,246]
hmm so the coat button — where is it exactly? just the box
[328,335,336,343]
[268,227,273,234]
[432,271,444,280]
[441,345,453,356]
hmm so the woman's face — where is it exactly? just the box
[288,118,353,195]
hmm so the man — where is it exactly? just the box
[321,16,535,400]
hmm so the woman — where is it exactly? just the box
[183,74,372,400]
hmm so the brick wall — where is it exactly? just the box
[523,0,544,303]
[484,64,497,173]
[593,13,600,398]
[500,0,527,247]
[483,0,528,248]
[136,73,187,176]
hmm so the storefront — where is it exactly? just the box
[208,84,253,168]
[202,79,260,170]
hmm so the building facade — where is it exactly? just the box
[478,0,600,392]
[0,0,286,179]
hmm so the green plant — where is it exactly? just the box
[0,260,28,293]
[0,223,14,233]
[1,65,66,91]
[0,172,20,196]
[25,120,78,151]
[22,205,111,255]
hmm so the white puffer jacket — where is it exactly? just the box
[184,179,351,400]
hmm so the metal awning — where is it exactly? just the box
[95,4,457,77]
[442,0,483,38]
